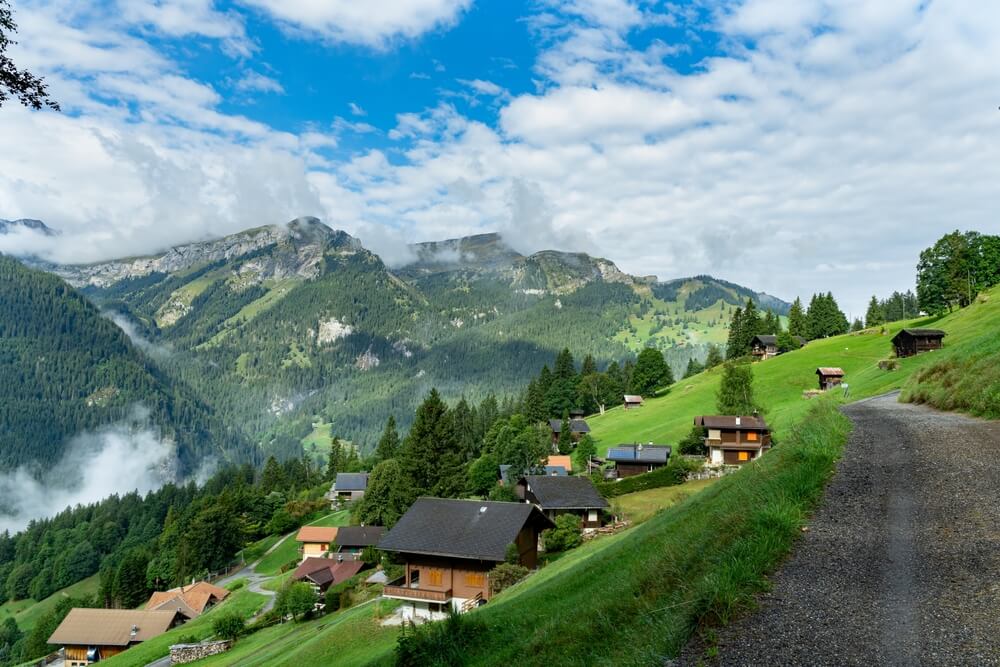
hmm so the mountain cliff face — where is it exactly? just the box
[0,218,57,236]
[11,217,790,457]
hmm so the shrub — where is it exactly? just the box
[211,612,245,641]
[488,484,518,502]
[542,515,582,553]
[225,578,246,592]
[324,580,355,614]
[488,563,529,595]
[275,582,316,621]
[278,558,300,574]
[596,459,700,498]
[395,607,488,667]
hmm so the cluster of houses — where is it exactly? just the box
[49,582,230,666]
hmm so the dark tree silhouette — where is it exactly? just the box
[1,0,59,111]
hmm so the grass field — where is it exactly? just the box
[198,600,402,667]
[238,533,284,565]
[0,574,100,632]
[255,510,350,576]
[101,589,268,667]
[613,478,718,524]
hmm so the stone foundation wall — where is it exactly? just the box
[169,641,232,664]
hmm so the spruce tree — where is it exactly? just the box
[580,354,597,377]
[787,297,807,338]
[865,295,884,327]
[704,344,724,369]
[851,317,864,332]
[374,416,400,463]
[740,299,761,349]
[545,349,578,417]
[716,362,759,415]
[683,357,704,378]
[557,411,574,455]
[260,456,287,494]
[399,389,465,500]
[725,307,744,359]
[325,439,343,482]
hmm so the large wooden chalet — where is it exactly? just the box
[296,526,338,559]
[751,334,806,360]
[891,328,945,357]
[606,444,671,478]
[49,608,183,666]
[695,415,772,466]
[378,498,553,621]
[515,475,608,529]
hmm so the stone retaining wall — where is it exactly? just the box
[169,640,232,664]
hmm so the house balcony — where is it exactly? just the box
[383,585,452,603]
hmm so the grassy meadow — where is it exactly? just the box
[0,574,100,633]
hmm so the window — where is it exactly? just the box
[427,570,443,586]
[738,451,750,462]
[746,431,758,442]
[464,573,485,588]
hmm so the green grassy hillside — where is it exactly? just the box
[0,574,100,633]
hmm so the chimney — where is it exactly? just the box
[735,416,741,426]
[130,625,138,639]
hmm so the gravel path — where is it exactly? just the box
[683,393,1000,666]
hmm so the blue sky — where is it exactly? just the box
[1,0,999,316]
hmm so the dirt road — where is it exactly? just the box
[688,393,1000,666]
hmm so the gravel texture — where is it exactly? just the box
[682,393,1000,666]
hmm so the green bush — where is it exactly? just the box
[395,607,488,667]
[211,612,246,641]
[225,578,247,592]
[488,563,529,595]
[596,459,700,498]
[542,515,582,553]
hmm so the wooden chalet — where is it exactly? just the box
[515,475,609,529]
[570,409,586,419]
[49,608,182,666]
[695,415,772,466]
[291,557,364,592]
[816,367,845,391]
[623,395,644,410]
[378,498,554,621]
[547,455,573,471]
[145,581,229,620]
[296,526,338,559]
[548,418,590,446]
[751,335,806,360]
[606,444,671,478]
[331,472,369,504]
[891,328,945,357]
[334,525,385,556]
[498,464,567,485]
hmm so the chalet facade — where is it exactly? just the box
[378,498,554,621]
[816,367,845,390]
[331,472,369,504]
[291,557,364,592]
[296,526,338,559]
[515,475,609,530]
[49,608,182,666]
[548,418,590,446]
[751,335,806,360]
[891,329,945,357]
[335,525,385,556]
[606,444,671,478]
[623,395,644,409]
[695,415,772,466]
[145,581,229,620]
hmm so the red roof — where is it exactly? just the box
[291,558,364,587]
[296,526,338,543]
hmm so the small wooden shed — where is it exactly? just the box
[623,395,644,410]
[891,329,945,357]
[816,367,845,391]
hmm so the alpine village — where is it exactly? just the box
[1,2,1000,666]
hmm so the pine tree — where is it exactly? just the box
[864,295,884,328]
[325,439,343,482]
[452,397,476,460]
[557,411,574,455]
[704,344,724,369]
[356,459,409,528]
[683,357,704,378]
[851,317,864,332]
[260,456,286,494]
[740,299,761,348]
[399,389,465,500]
[374,416,400,463]
[787,297,807,338]
[580,354,597,377]
[716,362,759,415]
[726,307,744,359]
[545,349,578,417]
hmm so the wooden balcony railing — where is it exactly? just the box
[383,585,451,602]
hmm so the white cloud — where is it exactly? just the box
[237,0,473,47]
[234,70,285,94]
[119,0,253,56]
[348,101,367,116]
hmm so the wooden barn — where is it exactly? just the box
[606,444,671,478]
[891,328,945,357]
[48,608,182,666]
[816,367,845,391]
[623,395,644,410]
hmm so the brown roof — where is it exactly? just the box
[816,367,845,377]
[146,581,229,617]
[296,526,339,543]
[623,394,643,403]
[694,415,769,431]
[48,608,179,647]
[291,558,364,586]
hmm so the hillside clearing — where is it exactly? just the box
[613,478,718,524]
[0,574,100,633]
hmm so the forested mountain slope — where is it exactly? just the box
[27,219,788,454]
[0,256,250,474]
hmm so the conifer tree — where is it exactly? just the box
[683,357,704,378]
[726,307,744,359]
[704,344,724,369]
[864,295,884,327]
[580,354,597,377]
[545,348,578,417]
[260,456,286,494]
[374,416,400,463]
[851,317,864,332]
[631,347,673,395]
[787,297,807,338]
[325,439,343,482]
[557,411,574,455]
[399,389,465,500]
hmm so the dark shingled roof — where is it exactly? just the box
[816,367,845,377]
[335,525,385,548]
[891,328,946,341]
[378,498,554,561]
[498,464,567,485]
[519,475,609,510]
[335,472,369,492]
[753,334,778,345]
[695,415,770,431]
[548,419,590,434]
[606,444,671,463]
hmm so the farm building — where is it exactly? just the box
[891,328,945,357]
[548,419,590,445]
[606,444,672,478]
[695,415,772,466]
[378,498,553,621]
[751,335,806,360]
[331,472,369,503]
[145,581,229,620]
[623,395,644,409]
[291,557,365,592]
[515,475,609,529]
[296,526,338,559]
[335,525,385,556]
[48,608,183,666]
[816,367,845,390]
